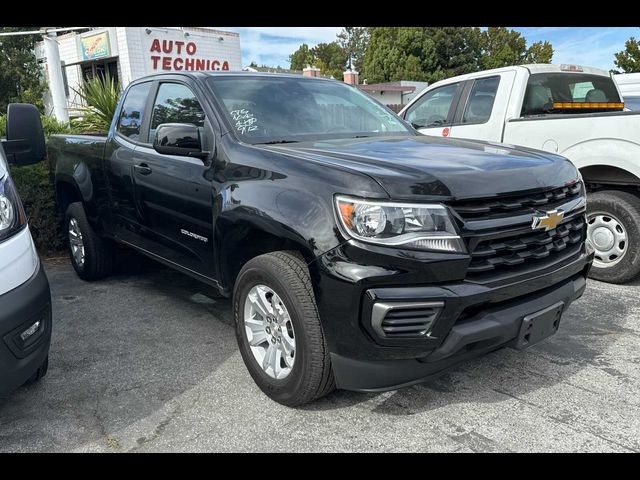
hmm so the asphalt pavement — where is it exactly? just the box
[1,253,638,452]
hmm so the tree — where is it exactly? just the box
[289,43,315,71]
[614,37,640,73]
[479,27,553,70]
[362,27,480,84]
[289,41,347,79]
[362,28,429,83]
[0,27,46,113]
[425,27,482,82]
[311,42,347,79]
[525,41,553,63]
[337,27,369,72]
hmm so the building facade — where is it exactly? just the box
[357,81,429,111]
[35,27,242,117]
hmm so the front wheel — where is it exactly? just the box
[233,251,335,406]
[587,190,640,284]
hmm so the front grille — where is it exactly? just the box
[451,183,582,220]
[371,301,443,338]
[466,216,585,282]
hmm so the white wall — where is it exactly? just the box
[37,27,242,116]
[400,81,429,103]
[366,90,403,106]
[126,27,241,78]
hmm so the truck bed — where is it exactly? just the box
[49,133,110,217]
[48,133,108,172]
[503,110,640,167]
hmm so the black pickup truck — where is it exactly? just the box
[50,72,594,406]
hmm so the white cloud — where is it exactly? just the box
[213,27,343,67]
[552,29,627,71]
[230,27,342,43]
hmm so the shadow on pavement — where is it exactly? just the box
[302,280,631,415]
[0,250,235,452]
[0,251,632,450]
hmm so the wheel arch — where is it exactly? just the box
[55,178,83,214]
[580,164,640,189]
[216,219,320,294]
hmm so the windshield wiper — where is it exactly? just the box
[258,140,300,145]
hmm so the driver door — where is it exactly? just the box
[402,82,463,137]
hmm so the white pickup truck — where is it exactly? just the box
[400,64,640,283]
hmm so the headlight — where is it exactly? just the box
[0,174,27,243]
[335,195,466,252]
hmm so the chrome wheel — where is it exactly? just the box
[587,212,627,268]
[243,284,296,380]
[68,217,85,268]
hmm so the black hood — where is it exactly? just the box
[261,135,579,200]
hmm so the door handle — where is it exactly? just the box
[134,163,152,175]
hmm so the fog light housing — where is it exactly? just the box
[20,320,41,341]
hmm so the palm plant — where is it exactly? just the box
[70,74,121,133]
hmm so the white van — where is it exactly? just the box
[0,104,51,393]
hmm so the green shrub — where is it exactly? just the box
[1,114,71,254]
[0,113,72,141]
[71,74,120,133]
[8,162,65,254]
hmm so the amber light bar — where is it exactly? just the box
[553,102,625,109]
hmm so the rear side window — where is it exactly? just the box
[117,82,152,140]
[149,83,206,144]
[404,83,461,128]
[624,95,640,111]
[462,76,500,124]
[521,73,622,117]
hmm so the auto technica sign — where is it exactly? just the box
[145,30,231,72]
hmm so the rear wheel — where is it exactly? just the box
[233,251,335,406]
[587,190,640,283]
[65,202,114,280]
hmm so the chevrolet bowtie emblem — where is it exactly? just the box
[532,209,564,231]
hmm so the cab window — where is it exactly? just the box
[462,76,500,124]
[404,83,461,129]
[117,82,152,140]
[149,83,206,144]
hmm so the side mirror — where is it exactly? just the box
[3,103,46,166]
[153,123,208,160]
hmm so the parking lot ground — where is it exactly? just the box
[1,254,639,452]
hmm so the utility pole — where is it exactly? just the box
[42,29,69,123]
[0,27,89,122]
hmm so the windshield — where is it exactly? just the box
[521,73,623,117]
[206,76,412,144]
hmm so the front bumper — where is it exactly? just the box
[313,241,593,392]
[0,259,52,394]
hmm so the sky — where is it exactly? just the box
[215,27,639,71]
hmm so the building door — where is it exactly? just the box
[81,59,119,83]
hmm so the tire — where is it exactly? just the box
[233,251,335,406]
[587,190,640,284]
[65,202,114,280]
[24,355,48,386]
